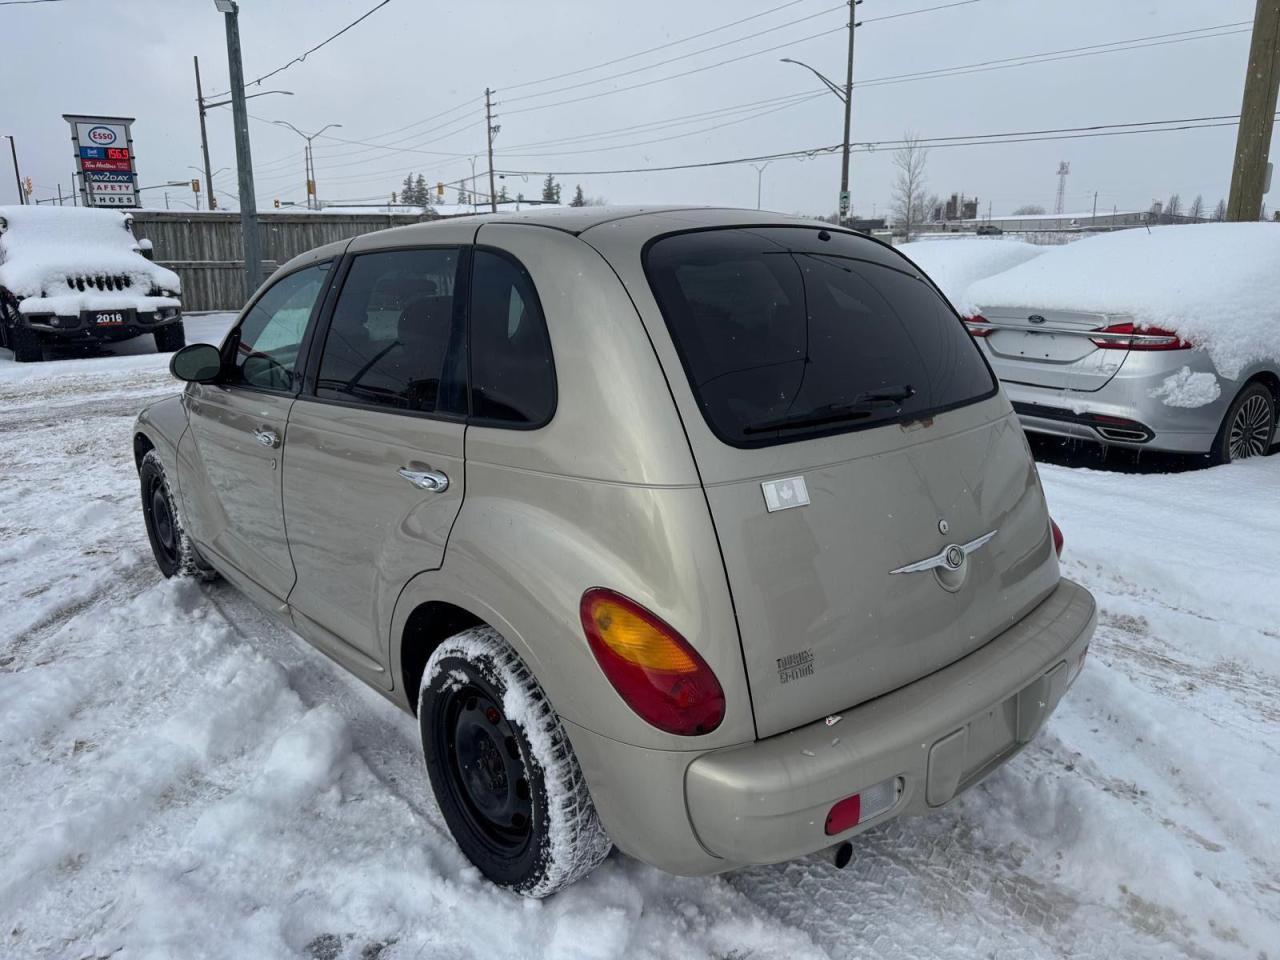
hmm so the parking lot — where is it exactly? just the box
[1,321,1276,960]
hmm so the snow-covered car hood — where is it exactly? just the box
[968,223,1280,378]
[0,205,180,316]
[895,238,1044,316]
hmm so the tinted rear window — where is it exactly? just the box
[644,227,996,447]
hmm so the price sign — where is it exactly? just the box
[65,114,139,208]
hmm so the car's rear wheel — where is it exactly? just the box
[1211,382,1275,464]
[153,321,186,353]
[419,627,611,897]
[139,450,218,580]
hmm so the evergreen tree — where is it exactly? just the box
[415,174,428,207]
[570,184,586,207]
[457,186,470,207]
[541,173,559,203]
[402,173,415,205]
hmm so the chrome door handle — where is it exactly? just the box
[398,467,449,493]
[253,428,280,448]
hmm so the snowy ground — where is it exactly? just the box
[1,318,1277,960]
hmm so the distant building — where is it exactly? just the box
[920,209,1152,234]
[846,217,887,234]
[933,192,980,222]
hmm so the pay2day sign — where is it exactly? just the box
[64,114,139,208]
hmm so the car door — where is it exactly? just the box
[181,260,332,604]
[282,239,470,683]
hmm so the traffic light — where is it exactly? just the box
[191,179,200,193]
[274,198,281,208]
[436,181,444,199]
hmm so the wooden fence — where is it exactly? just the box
[129,210,437,312]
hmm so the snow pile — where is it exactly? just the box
[1147,366,1222,408]
[0,205,180,315]
[968,223,1280,377]
[896,238,1044,315]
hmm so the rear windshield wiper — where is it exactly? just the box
[742,385,916,434]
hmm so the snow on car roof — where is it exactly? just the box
[968,223,1280,378]
[0,205,180,298]
[895,238,1045,316]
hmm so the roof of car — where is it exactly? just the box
[359,205,839,242]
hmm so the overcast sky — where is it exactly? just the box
[0,0,1269,218]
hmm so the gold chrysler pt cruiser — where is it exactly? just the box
[133,207,1096,896]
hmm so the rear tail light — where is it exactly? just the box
[1050,518,1064,557]
[1088,322,1191,351]
[825,777,901,835]
[580,588,725,736]
[963,314,994,337]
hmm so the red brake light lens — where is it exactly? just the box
[579,588,725,736]
[963,314,994,337]
[1050,518,1064,557]
[1088,322,1191,351]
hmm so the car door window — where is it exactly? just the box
[468,248,556,426]
[229,262,331,392]
[314,248,462,413]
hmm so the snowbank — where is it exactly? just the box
[0,205,180,315]
[968,223,1280,378]
[896,238,1044,315]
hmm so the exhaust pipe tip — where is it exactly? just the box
[831,841,853,870]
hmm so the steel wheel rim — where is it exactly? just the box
[1228,394,1273,460]
[435,680,533,857]
[150,484,178,563]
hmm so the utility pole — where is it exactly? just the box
[1092,191,1098,220]
[1227,0,1280,221]
[6,136,24,205]
[217,0,264,300]
[839,1,859,224]
[57,183,63,206]
[193,56,218,211]
[485,88,499,214]
[751,162,771,209]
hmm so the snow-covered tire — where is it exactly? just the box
[1210,381,1275,464]
[139,450,217,581]
[419,626,611,897]
[153,321,186,353]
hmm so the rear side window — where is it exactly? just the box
[468,248,555,426]
[644,228,995,447]
[315,248,463,414]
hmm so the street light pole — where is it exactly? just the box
[193,56,218,211]
[780,0,860,224]
[270,120,342,210]
[215,0,264,300]
[751,161,772,210]
[6,136,25,205]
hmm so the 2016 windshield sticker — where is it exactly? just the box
[777,649,815,684]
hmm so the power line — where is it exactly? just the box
[860,0,981,23]
[0,0,68,5]
[493,112,1264,177]
[207,0,396,98]
[499,3,847,105]
[501,0,812,91]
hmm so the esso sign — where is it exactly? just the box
[87,126,117,145]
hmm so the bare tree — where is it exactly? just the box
[1012,204,1046,215]
[891,133,930,240]
[1213,198,1227,221]
[1188,194,1205,220]
[1165,193,1182,223]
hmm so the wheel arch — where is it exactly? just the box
[133,430,156,469]
[1242,368,1280,409]
[398,599,485,716]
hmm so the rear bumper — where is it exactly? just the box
[568,577,1096,875]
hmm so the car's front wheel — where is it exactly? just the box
[419,626,611,897]
[139,450,218,580]
[1211,382,1276,464]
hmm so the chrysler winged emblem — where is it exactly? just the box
[890,530,998,575]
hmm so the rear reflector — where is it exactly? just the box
[824,777,901,835]
[1050,518,1064,557]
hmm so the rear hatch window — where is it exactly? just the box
[644,227,996,447]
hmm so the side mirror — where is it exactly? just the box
[169,343,222,383]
